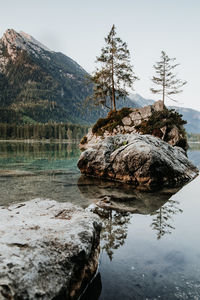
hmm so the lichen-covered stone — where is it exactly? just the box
[153,100,164,111]
[78,134,198,190]
[129,111,142,122]
[167,125,181,146]
[122,116,132,126]
[0,199,101,300]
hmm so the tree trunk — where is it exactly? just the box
[111,40,116,112]
[162,85,165,110]
[162,60,166,110]
[112,76,116,111]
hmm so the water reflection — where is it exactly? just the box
[0,141,80,171]
[150,199,183,239]
[101,199,182,260]
[78,176,181,215]
[80,273,102,300]
[101,210,131,261]
[78,175,183,258]
[188,142,200,169]
[188,142,200,151]
[1,142,200,299]
[79,176,198,300]
[0,142,88,206]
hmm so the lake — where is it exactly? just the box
[0,141,199,299]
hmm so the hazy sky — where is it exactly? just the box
[1,0,200,110]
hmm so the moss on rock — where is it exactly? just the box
[92,107,132,136]
[80,136,88,145]
[135,108,188,150]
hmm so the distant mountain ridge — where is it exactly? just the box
[169,106,200,134]
[0,29,96,124]
[0,29,199,133]
[129,95,200,133]
[0,29,143,124]
[128,93,155,107]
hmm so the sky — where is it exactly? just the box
[1,0,200,111]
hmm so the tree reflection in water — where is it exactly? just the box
[78,176,184,258]
[150,199,183,239]
[100,210,131,261]
[0,141,80,162]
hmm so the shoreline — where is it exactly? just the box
[0,139,80,144]
[0,139,199,144]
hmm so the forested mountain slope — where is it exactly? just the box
[0,29,199,133]
[0,29,100,124]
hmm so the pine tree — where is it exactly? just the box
[89,25,138,112]
[150,51,187,109]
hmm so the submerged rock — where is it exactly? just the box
[0,199,101,300]
[78,134,198,190]
[78,176,181,214]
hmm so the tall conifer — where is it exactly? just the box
[151,51,187,109]
[89,25,138,111]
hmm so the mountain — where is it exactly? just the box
[128,93,155,107]
[0,29,199,132]
[0,29,102,124]
[169,106,200,134]
[0,29,157,125]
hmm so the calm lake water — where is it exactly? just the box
[0,141,199,300]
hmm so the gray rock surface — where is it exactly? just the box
[0,199,101,300]
[80,101,186,151]
[78,134,198,189]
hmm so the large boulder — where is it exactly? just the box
[0,199,101,300]
[78,134,198,190]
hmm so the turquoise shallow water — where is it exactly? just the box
[0,142,91,207]
[0,141,199,299]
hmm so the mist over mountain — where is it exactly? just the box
[0,29,199,133]
[169,106,200,134]
[128,93,154,107]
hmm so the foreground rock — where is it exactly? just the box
[0,199,101,300]
[78,134,198,190]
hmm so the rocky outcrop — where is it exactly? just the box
[0,199,101,300]
[1,29,52,64]
[78,134,198,190]
[80,101,187,150]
